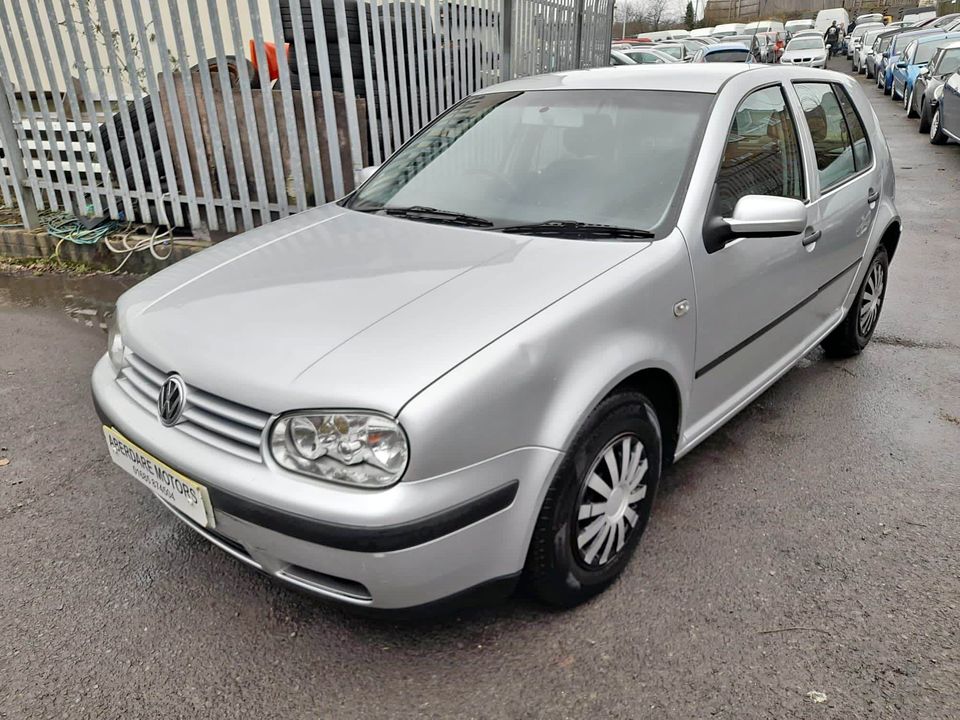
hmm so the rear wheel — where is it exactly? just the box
[525,392,662,607]
[821,246,889,358]
[930,107,949,144]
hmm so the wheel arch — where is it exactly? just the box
[879,218,901,263]
[606,367,682,466]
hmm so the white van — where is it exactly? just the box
[902,9,936,24]
[637,29,690,42]
[815,8,850,33]
[711,22,746,37]
[690,27,714,37]
[784,19,816,36]
[743,20,785,35]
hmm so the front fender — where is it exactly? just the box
[397,232,695,483]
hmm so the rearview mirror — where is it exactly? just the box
[723,195,807,238]
[356,165,380,184]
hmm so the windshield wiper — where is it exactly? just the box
[497,220,654,239]
[382,205,494,228]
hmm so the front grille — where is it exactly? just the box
[117,352,270,463]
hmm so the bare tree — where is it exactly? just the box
[614,0,645,38]
[643,0,671,31]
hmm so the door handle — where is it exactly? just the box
[802,230,822,247]
[867,188,880,204]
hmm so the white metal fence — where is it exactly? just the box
[0,0,613,234]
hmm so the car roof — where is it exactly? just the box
[941,40,960,50]
[706,42,752,52]
[477,64,755,94]
[477,65,858,96]
[914,32,960,45]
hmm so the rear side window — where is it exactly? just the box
[794,82,870,191]
[714,86,805,217]
[834,86,872,171]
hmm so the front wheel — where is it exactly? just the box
[821,246,889,358]
[919,100,931,133]
[525,392,662,607]
[930,107,948,145]
[906,89,918,118]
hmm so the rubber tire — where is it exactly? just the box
[906,88,918,118]
[821,246,889,358]
[918,100,931,133]
[883,79,891,96]
[188,56,260,90]
[524,392,662,608]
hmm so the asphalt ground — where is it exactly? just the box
[1,58,958,719]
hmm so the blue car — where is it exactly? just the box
[881,28,944,94]
[891,32,960,103]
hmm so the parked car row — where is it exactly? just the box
[854,17,960,145]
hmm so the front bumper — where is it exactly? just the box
[92,355,561,609]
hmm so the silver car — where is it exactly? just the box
[92,65,900,610]
[780,36,828,67]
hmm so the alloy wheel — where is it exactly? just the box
[931,109,941,141]
[859,260,885,336]
[574,433,649,569]
[905,89,912,112]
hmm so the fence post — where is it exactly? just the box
[0,79,40,230]
[502,0,514,80]
[573,0,585,67]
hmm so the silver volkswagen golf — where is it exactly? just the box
[92,65,900,610]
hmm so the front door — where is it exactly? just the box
[684,83,817,443]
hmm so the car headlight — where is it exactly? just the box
[270,412,409,488]
[107,311,125,374]
[934,85,944,100]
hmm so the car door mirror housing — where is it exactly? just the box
[897,61,908,68]
[723,195,808,239]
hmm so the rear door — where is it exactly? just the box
[790,81,880,326]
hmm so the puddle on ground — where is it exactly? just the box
[0,272,141,332]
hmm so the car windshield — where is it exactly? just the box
[658,45,683,58]
[706,49,750,61]
[934,48,960,74]
[346,90,712,238]
[787,38,824,50]
[878,36,893,51]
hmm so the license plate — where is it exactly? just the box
[103,426,215,528]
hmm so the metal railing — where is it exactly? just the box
[0,0,613,235]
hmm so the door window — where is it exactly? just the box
[834,85,872,172]
[794,82,860,190]
[714,85,805,217]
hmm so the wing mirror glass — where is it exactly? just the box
[356,165,380,185]
[723,195,807,239]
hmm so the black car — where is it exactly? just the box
[910,40,960,132]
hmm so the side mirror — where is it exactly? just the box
[896,61,907,69]
[356,165,380,184]
[723,195,807,238]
